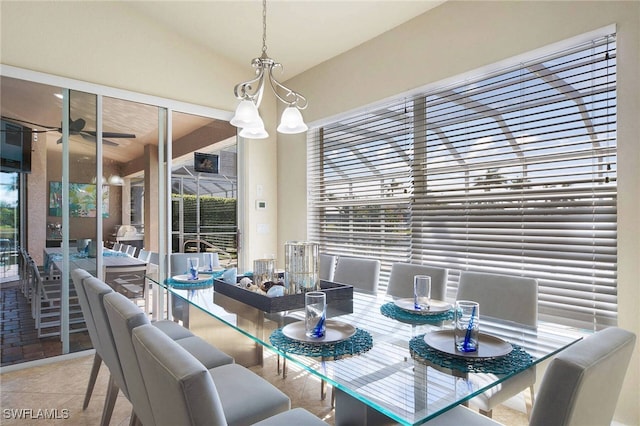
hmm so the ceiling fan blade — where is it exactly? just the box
[2,116,135,140]
[84,130,136,139]
[1,115,58,130]
[79,132,124,146]
[56,133,119,146]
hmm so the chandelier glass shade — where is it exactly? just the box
[231,0,308,138]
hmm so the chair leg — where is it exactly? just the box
[331,385,336,408]
[83,353,102,410]
[129,409,141,426]
[526,385,536,419]
[479,409,493,418]
[101,375,119,426]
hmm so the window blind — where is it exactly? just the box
[308,33,617,330]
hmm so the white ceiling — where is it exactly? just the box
[124,0,446,79]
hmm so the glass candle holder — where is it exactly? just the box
[284,241,319,294]
[253,258,276,288]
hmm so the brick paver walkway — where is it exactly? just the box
[1,282,92,366]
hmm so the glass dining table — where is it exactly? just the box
[151,276,587,426]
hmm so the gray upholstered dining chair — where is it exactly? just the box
[386,263,448,301]
[103,291,234,425]
[319,253,337,281]
[83,276,130,426]
[333,256,380,294]
[169,252,222,324]
[456,271,538,418]
[82,272,234,425]
[70,269,103,410]
[422,327,636,426]
[132,323,328,426]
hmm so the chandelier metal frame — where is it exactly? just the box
[231,0,308,137]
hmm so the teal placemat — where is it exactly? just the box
[409,334,533,374]
[166,276,215,290]
[380,302,454,324]
[270,327,373,359]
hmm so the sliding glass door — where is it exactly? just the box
[1,71,236,359]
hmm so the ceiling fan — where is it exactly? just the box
[1,116,136,146]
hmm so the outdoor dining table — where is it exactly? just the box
[150,275,588,426]
[43,246,146,277]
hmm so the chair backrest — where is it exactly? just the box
[530,327,636,426]
[126,245,137,257]
[387,263,448,301]
[333,256,380,294]
[146,252,160,280]
[70,268,101,354]
[148,251,159,265]
[83,276,129,398]
[136,249,151,263]
[456,271,538,326]
[319,254,337,281]
[103,264,148,287]
[132,324,228,426]
[103,291,156,425]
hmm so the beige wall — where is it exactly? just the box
[0,1,241,111]
[2,1,638,423]
[283,2,639,424]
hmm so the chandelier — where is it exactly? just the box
[230,0,308,139]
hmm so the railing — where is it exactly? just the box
[182,239,235,267]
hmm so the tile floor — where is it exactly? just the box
[0,351,338,425]
[1,351,529,426]
[1,276,528,425]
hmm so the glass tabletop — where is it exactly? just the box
[152,276,587,425]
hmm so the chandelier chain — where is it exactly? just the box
[262,0,268,55]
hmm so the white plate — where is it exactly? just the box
[172,274,213,283]
[393,298,453,315]
[282,320,356,344]
[423,330,513,359]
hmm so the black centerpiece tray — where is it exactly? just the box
[213,279,353,313]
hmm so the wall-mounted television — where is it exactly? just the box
[0,120,32,173]
[194,152,219,174]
